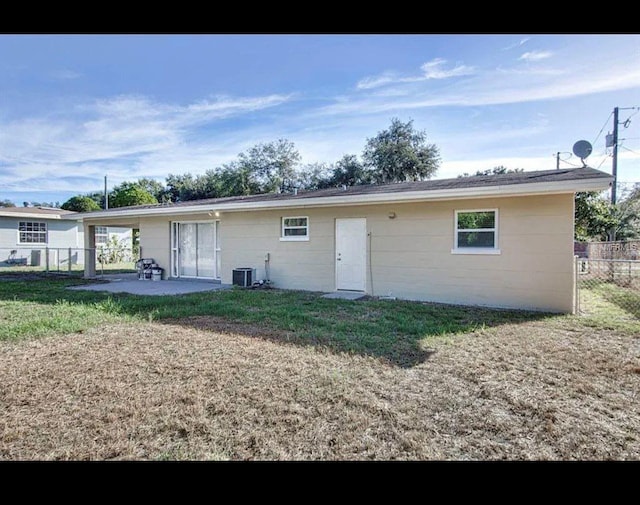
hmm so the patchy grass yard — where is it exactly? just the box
[0,274,638,460]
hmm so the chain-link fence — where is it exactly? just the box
[0,247,137,276]
[576,257,640,319]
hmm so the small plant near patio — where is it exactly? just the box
[97,236,132,264]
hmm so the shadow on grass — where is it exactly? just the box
[0,273,552,368]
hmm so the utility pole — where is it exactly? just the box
[556,152,560,170]
[611,107,619,205]
[104,175,108,210]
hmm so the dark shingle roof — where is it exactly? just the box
[82,167,612,215]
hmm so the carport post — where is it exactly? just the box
[68,247,72,273]
[45,247,49,273]
[84,223,96,278]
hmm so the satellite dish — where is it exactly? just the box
[572,140,593,165]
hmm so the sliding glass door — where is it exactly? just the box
[171,221,219,279]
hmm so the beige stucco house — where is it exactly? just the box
[79,167,612,313]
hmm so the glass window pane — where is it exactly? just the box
[197,223,216,278]
[457,211,495,230]
[458,231,495,248]
[284,217,307,227]
[284,228,307,236]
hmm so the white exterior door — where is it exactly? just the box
[335,218,367,291]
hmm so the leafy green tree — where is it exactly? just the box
[458,166,525,178]
[84,191,106,209]
[165,173,198,203]
[362,118,440,183]
[574,192,617,241]
[295,162,334,191]
[110,182,158,208]
[215,162,261,197]
[22,200,59,208]
[0,199,15,207]
[134,178,168,202]
[328,155,373,188]
[61,195,101,212]
[238,139,301,193]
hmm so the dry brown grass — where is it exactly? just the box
[1,317,638,460]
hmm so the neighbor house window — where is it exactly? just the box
[18,221,47,244]
[452,209,500,254]
[280,216,309,241]
[95,226,108,244]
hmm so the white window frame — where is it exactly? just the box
[18,221,48,244]
[280,216,309,242]
[95,226,109,245]
[451,208,500,255]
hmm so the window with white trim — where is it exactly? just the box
[280,216,309,241]
[95,226,108,244]
[18,221,47,244]
[452,209,499,254]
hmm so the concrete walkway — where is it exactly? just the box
[322,291,367,300]
[69,274,231,296]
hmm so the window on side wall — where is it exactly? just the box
[452,209,500,254]
[280,216,309,241]
[95,226,108,245]
[18,221,47,244]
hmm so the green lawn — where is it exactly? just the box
[1,273,549,367]
[2,272,639,460]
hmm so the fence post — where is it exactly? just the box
[45,247,49,273]
[574,256,579,315]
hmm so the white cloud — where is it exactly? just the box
[0,92,292,193]
[502,37,531,51]
[356,58,475,90]
[519,50,553,62]
[356,73,398,90]
[322,58,640,116]
[420,58,475,79]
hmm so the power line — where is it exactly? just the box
[596,153,611,170]
[559,157,581,168]
[622,145,640,156]
[592,110,613,146]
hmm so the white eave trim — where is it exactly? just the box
[0,212,76,220]
[78,177,612,221]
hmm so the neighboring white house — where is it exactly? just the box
[0,206,132,267]
[79,167,613,313]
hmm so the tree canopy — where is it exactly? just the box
[363,118,440,183]
[0,199,15,208]
[61,195,101,212]
[110,182,158,208]
[59,118,443,204]
[458,165,525,178]
[574,189,640,242]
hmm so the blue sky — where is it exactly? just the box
[1,34,639,205]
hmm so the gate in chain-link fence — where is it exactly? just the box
[576,257,640,319]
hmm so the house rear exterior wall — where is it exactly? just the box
[219,194,575,313]
[137,213,212,279]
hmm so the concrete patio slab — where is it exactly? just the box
[322,291,367,300]
[69,277,231,296]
